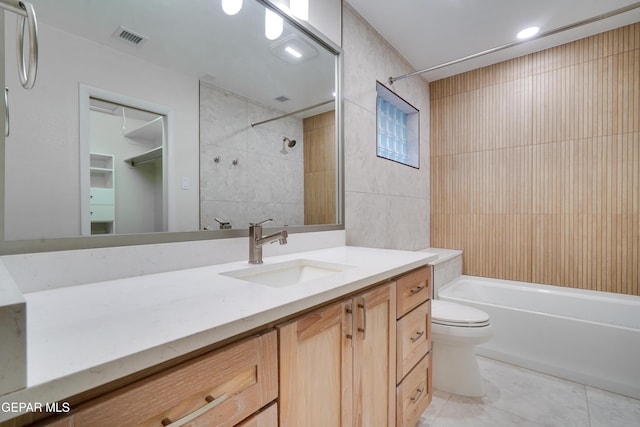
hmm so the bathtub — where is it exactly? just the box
[439,275,640,399]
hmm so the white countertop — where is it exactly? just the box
[1,246,435,415]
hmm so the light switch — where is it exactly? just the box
[181,176,190,190]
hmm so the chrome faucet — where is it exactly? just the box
[249,219,288,264]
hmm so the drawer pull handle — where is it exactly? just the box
[410,387,424,404]
[346,305,353,340]
[357,297,367,339]
[161,392,228,427]
[410,330,425,343]
[4,87,9,137]
[409,285,425,295]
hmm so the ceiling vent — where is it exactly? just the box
[275,96,290,102]
[112,26,149,47]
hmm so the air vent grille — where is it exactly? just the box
[112,26,149,47]
[275,96,290,102]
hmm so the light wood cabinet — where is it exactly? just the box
[30,267,431,427]
[353,284,397,427]
[397,301,431,381]
[42,331,277,427]
[235,403,277,427]
[395,266,433,427]
[279,299,353,426]
[279,282,396,427]
[396,353,432,427]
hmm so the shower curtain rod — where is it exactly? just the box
[251,100,334,128]
[389,1,640,85]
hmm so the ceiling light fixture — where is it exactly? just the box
[221,0,243,16]
[517,26,540,40]
[285,46,302,58]
[265,8,283,40]
[290,0,309,21]
[270,35,318,64]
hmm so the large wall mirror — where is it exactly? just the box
[2,0,342,253]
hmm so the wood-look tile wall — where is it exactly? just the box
[303,110,336,225]
[430,23,640,295]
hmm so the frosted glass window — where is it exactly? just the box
[376,81,419,168]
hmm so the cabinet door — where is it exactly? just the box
[353,283,396,427]
[279,301,353,427]
[90,188,115,205]
[89,204,115,221]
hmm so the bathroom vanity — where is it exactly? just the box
[0,247,435,426]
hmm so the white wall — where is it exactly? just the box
[4,19,200,240]
[342,4,431,250]
[199,84,304,230]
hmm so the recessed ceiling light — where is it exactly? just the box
[517,26,540,40]
[285,46,303,58]
[270,35,318,64]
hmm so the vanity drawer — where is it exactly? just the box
[396,266,431,318]
[54,330,277,427]
[236,402,277,427]
[396,301,431,383]
[396,353,432,427]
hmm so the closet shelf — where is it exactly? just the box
[124,146,162,166]
[124,116,163,144]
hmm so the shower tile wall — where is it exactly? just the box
[430,23,640,294]
[199,83,304,230]
[342,4,431,250]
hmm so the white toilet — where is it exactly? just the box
[431,299,492,397]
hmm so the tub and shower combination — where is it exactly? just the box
[439,276,640,399]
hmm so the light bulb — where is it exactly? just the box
[222,0,242,16]
[265,8,283,40]
[290,0,308,21]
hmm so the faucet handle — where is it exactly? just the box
[250,218,272,226]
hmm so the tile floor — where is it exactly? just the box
[418,356,640,427]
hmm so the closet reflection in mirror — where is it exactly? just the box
[3,0,339,241]
[86,98,166,235]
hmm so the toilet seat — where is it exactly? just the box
[432,300,490,327]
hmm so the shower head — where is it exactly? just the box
[281,137,297,154]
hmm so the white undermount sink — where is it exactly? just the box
[220,259,354,287]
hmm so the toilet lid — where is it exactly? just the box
[432,300,490,327]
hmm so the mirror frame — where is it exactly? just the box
[0,0,344,255]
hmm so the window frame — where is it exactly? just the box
[375,81,420,169]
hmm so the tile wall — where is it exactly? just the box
[199,83,304,230]
[342,4,431,250]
